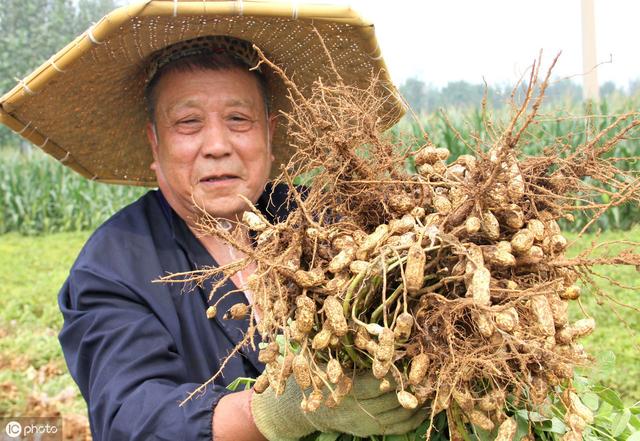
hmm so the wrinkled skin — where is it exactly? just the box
[146,67,276,224]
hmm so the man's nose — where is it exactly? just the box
[200,118,233,158]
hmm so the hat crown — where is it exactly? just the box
[146,35,260,83]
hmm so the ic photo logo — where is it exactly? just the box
[2,417,61,440]
[5,420,21,438]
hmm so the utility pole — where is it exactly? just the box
[581,0,599,102]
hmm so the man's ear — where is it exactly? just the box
[146,122,159,171]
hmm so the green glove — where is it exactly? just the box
[251,371,427,441]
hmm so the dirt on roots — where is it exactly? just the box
[163,47,640,439]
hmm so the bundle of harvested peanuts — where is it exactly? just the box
[167,54,640,440]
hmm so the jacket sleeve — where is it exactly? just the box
[58,266,231,441]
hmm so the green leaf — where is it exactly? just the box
[472,427,494,441]
[611,409,632,437]
[225,377,256,391]
[513,412,532,440]
[411,418,430,441]
[595,351,616,377]
[581,392,600,411]
[593,385,625,409]
[594,403,614,422]
[515,409,551,423]
[546,417,567,434]
[383,435,409,441]
[573,375,591,392]
[315,433,340,441]
[628,432,640,441]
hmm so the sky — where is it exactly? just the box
[112,0,640,91]
[344,0,640,90]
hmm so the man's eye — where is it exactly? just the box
[228,115,254,130]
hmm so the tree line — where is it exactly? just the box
[398,76,640,114]
[0,0,117,147]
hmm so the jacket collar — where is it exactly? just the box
[153,183,295,373]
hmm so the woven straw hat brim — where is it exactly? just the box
[0,0,405,186]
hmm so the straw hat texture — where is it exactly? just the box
[0,0,404,186]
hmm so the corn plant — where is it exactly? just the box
[396,95,640,232]
[0,149,146,235]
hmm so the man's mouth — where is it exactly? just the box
[200,174,238,183]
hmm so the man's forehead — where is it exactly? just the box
[156,68,262,112]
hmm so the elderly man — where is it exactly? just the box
[0,2,422,440]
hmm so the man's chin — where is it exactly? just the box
[191,183,264,221]
[197,198,249,221]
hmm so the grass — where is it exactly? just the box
[0,229,638,422]
[0,231,90,417]
[565,229,640,398]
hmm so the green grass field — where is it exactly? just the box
[0,229,638,421]
[564,229,640,396]
[0,232,91,418]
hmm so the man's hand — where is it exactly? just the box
[213,389,268,441]
[250,372,427,441]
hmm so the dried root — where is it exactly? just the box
[161,49,640,439]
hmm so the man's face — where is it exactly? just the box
[146,67,275,223]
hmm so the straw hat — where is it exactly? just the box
[0,0,404,186]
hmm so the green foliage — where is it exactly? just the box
[0,0,117,146]
[301,378,640,440]
[394,94,640,232]
[0,148,146,235]
[498,380,640,441]
[515,375,640,441]
[226,377,257,392]
[575,378,640,440]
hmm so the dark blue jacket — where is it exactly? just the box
[58,185,291,441]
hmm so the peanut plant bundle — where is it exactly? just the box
[163,53,640,440]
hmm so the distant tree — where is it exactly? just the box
[75,0,120,31]
[423,87,444,112]
[544,79,582,105]
[600,81,618,98]
[439,81,485,108]
[400,78,514,113]
[398,75,628,119]
[0,0,116,147]
[399,77,428,113]
[629,79,640,96]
